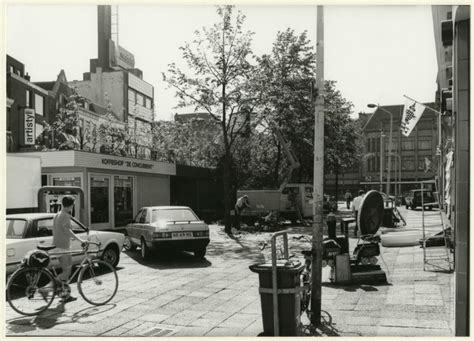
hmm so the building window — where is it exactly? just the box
[384,139,398,152]
[34,94,44,116]
[128,89,136,103]
[418,157,432,171]
[401,138,415,151]
[136,93,144,106]
[402,156,415,171]
[384,157,397,171]
[35,123,43,140]
[145,97,152,109]
[418,137,432,150]
[16,69,21,76]
[9,65,14,74]
[26,90,31,108]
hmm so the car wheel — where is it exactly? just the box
[141,238,150,260]
[102,245,120,268]
[411,205,416,210]
[194,247,206,259]
[123,236,137,251]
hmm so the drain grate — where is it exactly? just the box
[140,327,176,337]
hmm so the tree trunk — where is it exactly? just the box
[274,142,282,188]
[223,150,233,234]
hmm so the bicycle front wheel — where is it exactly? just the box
[6,267,56,316]
[78,260,118,305]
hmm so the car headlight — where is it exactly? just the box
[193,231,209,237]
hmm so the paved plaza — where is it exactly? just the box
[5,206,454,337]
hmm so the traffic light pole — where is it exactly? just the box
[311,5,324,326]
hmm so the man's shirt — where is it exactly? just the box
[53,211,72,249]
[352,195,364,212]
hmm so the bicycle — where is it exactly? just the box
[6,241,118,316]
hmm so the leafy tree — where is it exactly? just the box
[163,5,256,234]
[152,118,222,167]
[323,80,362,195]
[249,29,315,186]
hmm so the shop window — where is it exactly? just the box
[34,94,44,116]
[418,137,432,150]
[401,139,415,151]
[114,176,134,227]
[418,157,432,171]
[52,176,81,187]
[402,156,415,171]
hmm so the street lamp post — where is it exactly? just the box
[379,131,385,192]
[368,104,393,196]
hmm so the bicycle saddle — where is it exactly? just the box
[37,245,56,251]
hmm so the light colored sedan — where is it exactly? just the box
[124,206,210,260]
[6,213,125,275]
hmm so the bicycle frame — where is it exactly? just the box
[46,242,101,286]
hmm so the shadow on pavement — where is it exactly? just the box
[124,249,213,269]
[7,303,116,334]
[300,310,343,336]
[322,282,393,292]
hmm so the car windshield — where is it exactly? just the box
[151,209,198,222]
[6,219,27,239]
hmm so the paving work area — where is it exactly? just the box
[4,206,454,337]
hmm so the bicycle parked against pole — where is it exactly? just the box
[6,241,118,316]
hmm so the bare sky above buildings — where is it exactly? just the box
[6,4,437,121]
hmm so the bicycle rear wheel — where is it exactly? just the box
[6,267,56,316]
[77,259,118,305]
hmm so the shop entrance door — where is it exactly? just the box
[89,174,112,230]
[114,175,134,227]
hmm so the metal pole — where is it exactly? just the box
[438,112,443,209]
[311,4,324,326]
[387,113,393,197]
[380,131,384,192]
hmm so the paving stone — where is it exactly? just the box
[205,326,242,336]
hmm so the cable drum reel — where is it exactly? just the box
[353,190,384,266]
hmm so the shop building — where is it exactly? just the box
[6,55,48,152]
[19,150,175,230]
[432,5,469,336]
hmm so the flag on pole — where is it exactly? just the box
[400,96,426,137]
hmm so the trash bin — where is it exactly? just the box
[382,208,395,227]
[249,260,305,336]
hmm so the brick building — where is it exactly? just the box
[69,5,155,159]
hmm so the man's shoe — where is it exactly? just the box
[60,296,77,303]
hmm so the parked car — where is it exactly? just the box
[405,189,438,210]
[124,206,210,260]
[6,213,125,276]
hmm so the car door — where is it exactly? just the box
[6,219,33,274]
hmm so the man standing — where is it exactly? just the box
[351,190,365,236]
[234,195,250,232]
[53,196,86,303]
[344,190,353,210]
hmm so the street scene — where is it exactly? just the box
[5,4,469,338]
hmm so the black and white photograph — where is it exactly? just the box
[4,2,469,337]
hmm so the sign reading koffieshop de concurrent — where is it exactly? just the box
[101,158,153,170]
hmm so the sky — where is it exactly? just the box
[6,4,438,121]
